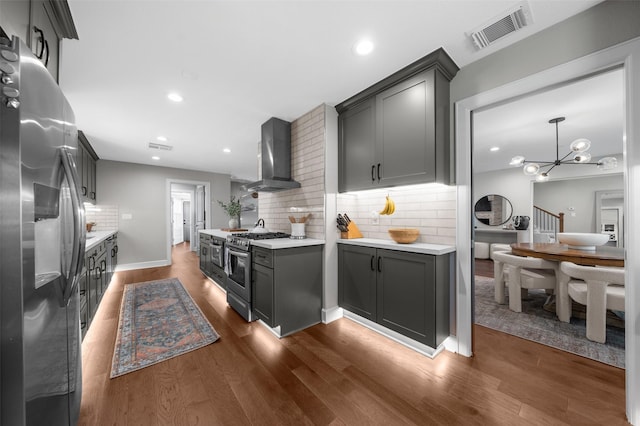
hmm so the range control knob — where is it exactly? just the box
[2,86,19,97]
[1,74,13,85]
[6,97,20,109]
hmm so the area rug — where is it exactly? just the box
[474,275,625,369]
[111,278,220,378]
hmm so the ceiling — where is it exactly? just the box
[473,67,624,174]
[59,0,603,182]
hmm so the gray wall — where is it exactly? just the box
[97,160,230,267]
[451,1,640,102]
[533,174,623,233]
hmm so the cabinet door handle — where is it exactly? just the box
[377,256,382,272]
[43,39,49,67]
[33,26,45,59]
[377,163,381,181]
[82,186,87,196]
[370,255,375,271]
[90,192,96,200]
[371,165,375,182]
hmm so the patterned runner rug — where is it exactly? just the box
[111,278,220,378]
[475,275,625,368]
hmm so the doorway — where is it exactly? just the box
[166,179,210,261]
[469,68,625,365]
[455,39,640,424]
[171,190,192,245]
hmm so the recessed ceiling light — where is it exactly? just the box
[353,39,374,56]
[223,148,231,153]
[167,92,183,102]
[490,146,500,152]
[151,156,160,160]
[157,136,167,142]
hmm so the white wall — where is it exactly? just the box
[97,160,230,268]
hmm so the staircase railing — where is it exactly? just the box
[533,205,564,239]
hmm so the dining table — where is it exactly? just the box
[510,242,624,323]
[510,243,624,267]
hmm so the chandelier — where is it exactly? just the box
[509,117,617,181]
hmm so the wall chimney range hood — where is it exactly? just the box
[243,117,301,192]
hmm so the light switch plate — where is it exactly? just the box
[122,213,133,220]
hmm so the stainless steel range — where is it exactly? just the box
[226,232,290,321]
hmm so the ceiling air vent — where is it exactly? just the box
[148,142,173,151]
[468,2,533,50]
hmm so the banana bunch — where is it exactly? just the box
[379,195,396,215]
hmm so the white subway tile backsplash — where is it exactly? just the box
[336,185,456,245]
[258,105,326,239]
[85,204,119,232]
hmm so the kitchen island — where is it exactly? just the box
[199,229,325,336]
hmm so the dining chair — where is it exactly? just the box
[557,261,625,343]
[492,251,557,312]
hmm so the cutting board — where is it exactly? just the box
[221,228,248,232]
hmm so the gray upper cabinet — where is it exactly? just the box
[0,0,78,81]
[336,48,459,192]
[78,131,98,204]
[338,99,376,191]
[0,1,31,44]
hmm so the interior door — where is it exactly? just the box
[194,185,205,252]
[182,201,191,242]
[171,198,184,245]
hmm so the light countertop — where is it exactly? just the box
[199,229,324,249]
[338,238,455,256]
[251,238,325,249]
[199,229,239,239]
[85,230,117,251]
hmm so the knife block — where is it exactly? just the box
[340,220,363,239]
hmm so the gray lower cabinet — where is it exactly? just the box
[337,245,377,320]
[252,245,323,336]
[338,244,451,348]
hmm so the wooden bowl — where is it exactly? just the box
[388,228,419,244]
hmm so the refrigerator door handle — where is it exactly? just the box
[59,147,86,305]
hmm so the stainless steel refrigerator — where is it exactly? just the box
[1,36,85,425]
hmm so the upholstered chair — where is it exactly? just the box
[490,244,513,304]
[492,251,557,312]
[557,261,625,343]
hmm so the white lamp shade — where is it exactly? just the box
[598,156,618,170]
[523,163,540,175]
[570,138,591,152]
[509,156,525,166]
[536,172,549,182]
[573,152,591,163]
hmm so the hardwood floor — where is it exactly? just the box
[79,243,628,425]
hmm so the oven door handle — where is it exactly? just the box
[228,249,249,258]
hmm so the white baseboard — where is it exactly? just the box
[322,306,343,324]
[115,259,170,272]
[342,310,445,359]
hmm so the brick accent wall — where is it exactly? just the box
[336,184,456,245]
[258,105,326,238]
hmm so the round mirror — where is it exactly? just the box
[474,194,513,226]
